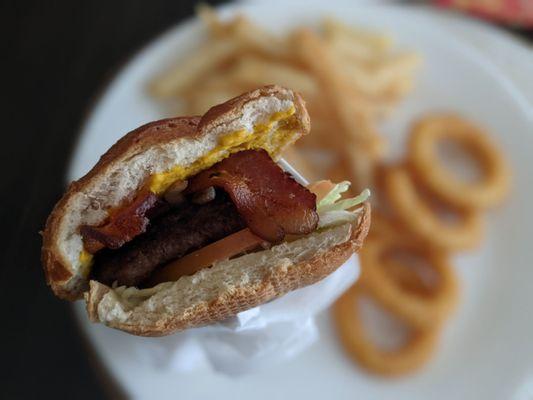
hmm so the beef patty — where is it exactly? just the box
[91,193,246,287]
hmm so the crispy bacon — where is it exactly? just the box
[186,149,319,242]
[80,191,167,253]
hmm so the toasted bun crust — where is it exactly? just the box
[86,203,370,336]
[42,117,201,300]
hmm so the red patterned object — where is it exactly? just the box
[436,0,533,27]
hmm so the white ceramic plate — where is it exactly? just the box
[70,1,533,399]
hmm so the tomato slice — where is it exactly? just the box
[308,180,336,203]
[149,228,264,285]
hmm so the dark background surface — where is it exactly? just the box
[0,1,530,399]
[0,1,225,399]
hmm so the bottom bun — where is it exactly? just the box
[86,203,370,336]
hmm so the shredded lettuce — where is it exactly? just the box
[318,210,358,228]
[317,183,370,213]
[317,181,351,209]
[317,182,370,229]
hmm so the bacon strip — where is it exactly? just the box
[186,149,319,242]
[80,191,166,253]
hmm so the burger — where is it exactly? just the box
[41,86,370,336]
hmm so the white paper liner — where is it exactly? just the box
[129,254,359,375]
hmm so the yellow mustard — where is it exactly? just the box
[148,107,296,194]
[78,250,93,276]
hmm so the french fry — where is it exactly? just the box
[292,28,384,189]
[196,4,226,37]
[370,51,421,71]
[336,53,419,96]
[185,70,250,94]
[344,87,396,118]
[188,94,239,115]
[326,33,382,64]
[323,17,393,60]
[228,15,291,61]
[367,52,421,87]
[149,9,421,191]
[180,72,249,114]
[281,147,321,182]
[385,75,414,99]
[225,55,318,98]
[298,121,342,150]
[149,38,240,99]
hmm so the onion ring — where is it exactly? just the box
[333,283,439,376]
[360,236,459,329]
[383,166,484,250]
[367,211,401,241]
[409,115,510,209]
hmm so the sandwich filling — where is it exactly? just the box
[76,105,300,274]
[75,105,369,291]
[81,148,318,288]
[90,193,245,287]
[79,146,369,290]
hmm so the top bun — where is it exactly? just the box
[42,86,310,300]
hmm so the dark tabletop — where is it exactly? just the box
[0,1,530,399]
[0,1,225,399]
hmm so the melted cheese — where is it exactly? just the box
[149,107,296,194]
[79,250,93,276]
